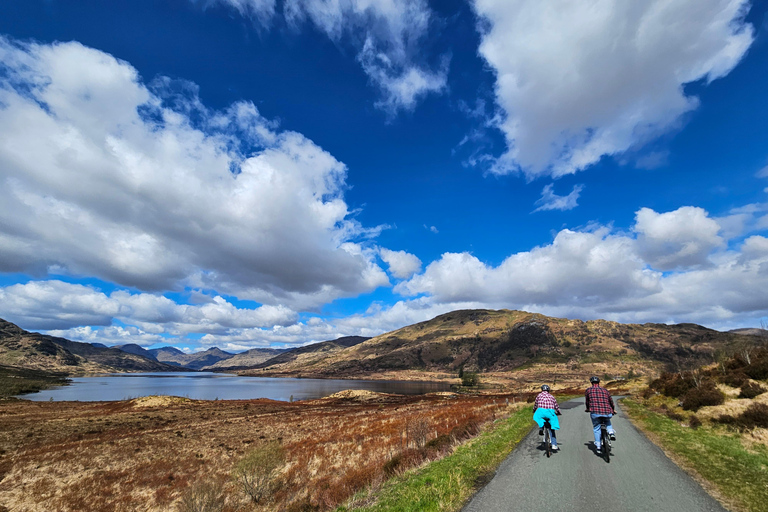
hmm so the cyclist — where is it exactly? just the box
[585,376,616,454]
[533,384,561,450]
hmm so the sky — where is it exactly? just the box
[0,0,767,353]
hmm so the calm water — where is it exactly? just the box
[17,372,451,402]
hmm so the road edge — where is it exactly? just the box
[620,397,743,512]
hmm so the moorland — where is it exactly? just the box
[1,309,766,511]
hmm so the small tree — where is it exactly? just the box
[177,480,226,512]
[232,441,285,505]
[461,371,479,387]
[406,416,430,449]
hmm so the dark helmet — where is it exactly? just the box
[590,376,600,384]
[541,385,550,392]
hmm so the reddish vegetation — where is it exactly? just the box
[0,391,522,511]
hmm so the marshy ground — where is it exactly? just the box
[0,390,524,512]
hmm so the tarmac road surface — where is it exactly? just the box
[462,397,728,512]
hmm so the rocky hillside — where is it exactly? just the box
[244,310,763,384]
[203,347,288,371]
[239,336,370,372]
[0,319,180,375]
[146,346,235,370]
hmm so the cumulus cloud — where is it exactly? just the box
[9,203,768,346]
[533,183,584,212]
[393,205,768,329]
[472,0,754,178]
[0,37,389,310]
[634,207,724,270]
[380,248,422,279]
[0,280,298,337]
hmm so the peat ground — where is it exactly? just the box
[0,391,528,512]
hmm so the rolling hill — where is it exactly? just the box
[145,346,236,370]
[242,309,764,387]
[0,319,180,374]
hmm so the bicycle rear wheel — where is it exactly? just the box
[544,428,551,458]
[601,427,610,463]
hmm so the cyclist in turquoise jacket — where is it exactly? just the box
[533,385,561,450]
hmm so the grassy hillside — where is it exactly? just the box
[0,319,179,375]
[244,310,756,388]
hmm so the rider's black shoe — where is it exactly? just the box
[610,433,616,441]
[538,428,544,435]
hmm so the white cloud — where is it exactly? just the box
[472,0,754,178]
[199,0,276,26]
[47,325,166,347]
[757,165,768,178]
[206,0,447,115]
[0,37,389,310]
[10,203,767,347]
[634,206,723,270]
[393,205,768,329]
[284,0,447,115]
[533,183,584,212]
[380,248,422,279]
[0,280,298,336]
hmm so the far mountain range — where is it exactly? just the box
[1,311,766,388]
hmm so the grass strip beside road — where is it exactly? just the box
[341,405,534,512]
[622,398,768,512]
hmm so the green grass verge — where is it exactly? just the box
[623,398,768,512]
[339,406,533,512]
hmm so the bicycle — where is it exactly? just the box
[598,417,612,463]
[542,419,553,458]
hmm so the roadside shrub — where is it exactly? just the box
[383,448,423,476]
[177,480,225,512]
[689,415,702,429]
[406,417,430,449]
[232,440,285,504]
[738,381,767,399]
[716,403,768,430]
[425,434,451,452]
[745,355,768,381]
[665,409,685,422]
[681,383,725,411]
[650,372,695,398]
[740,403,768,428]
[721,371,748,388]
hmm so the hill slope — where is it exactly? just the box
[248,336,370,371]
[203,347,288,371]
[242,310,761,386]
[0,319,180,374]
[148,346,235,370]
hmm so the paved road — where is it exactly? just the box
[462,398,728,512]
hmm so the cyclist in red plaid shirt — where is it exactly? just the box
[585,376,616,453]
[533,385,562,450]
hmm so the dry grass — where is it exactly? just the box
[0,391,518,512]
[694,391,768,422]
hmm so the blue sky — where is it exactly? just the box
[0,0,767,352]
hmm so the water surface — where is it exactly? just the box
[18,372,451,402]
